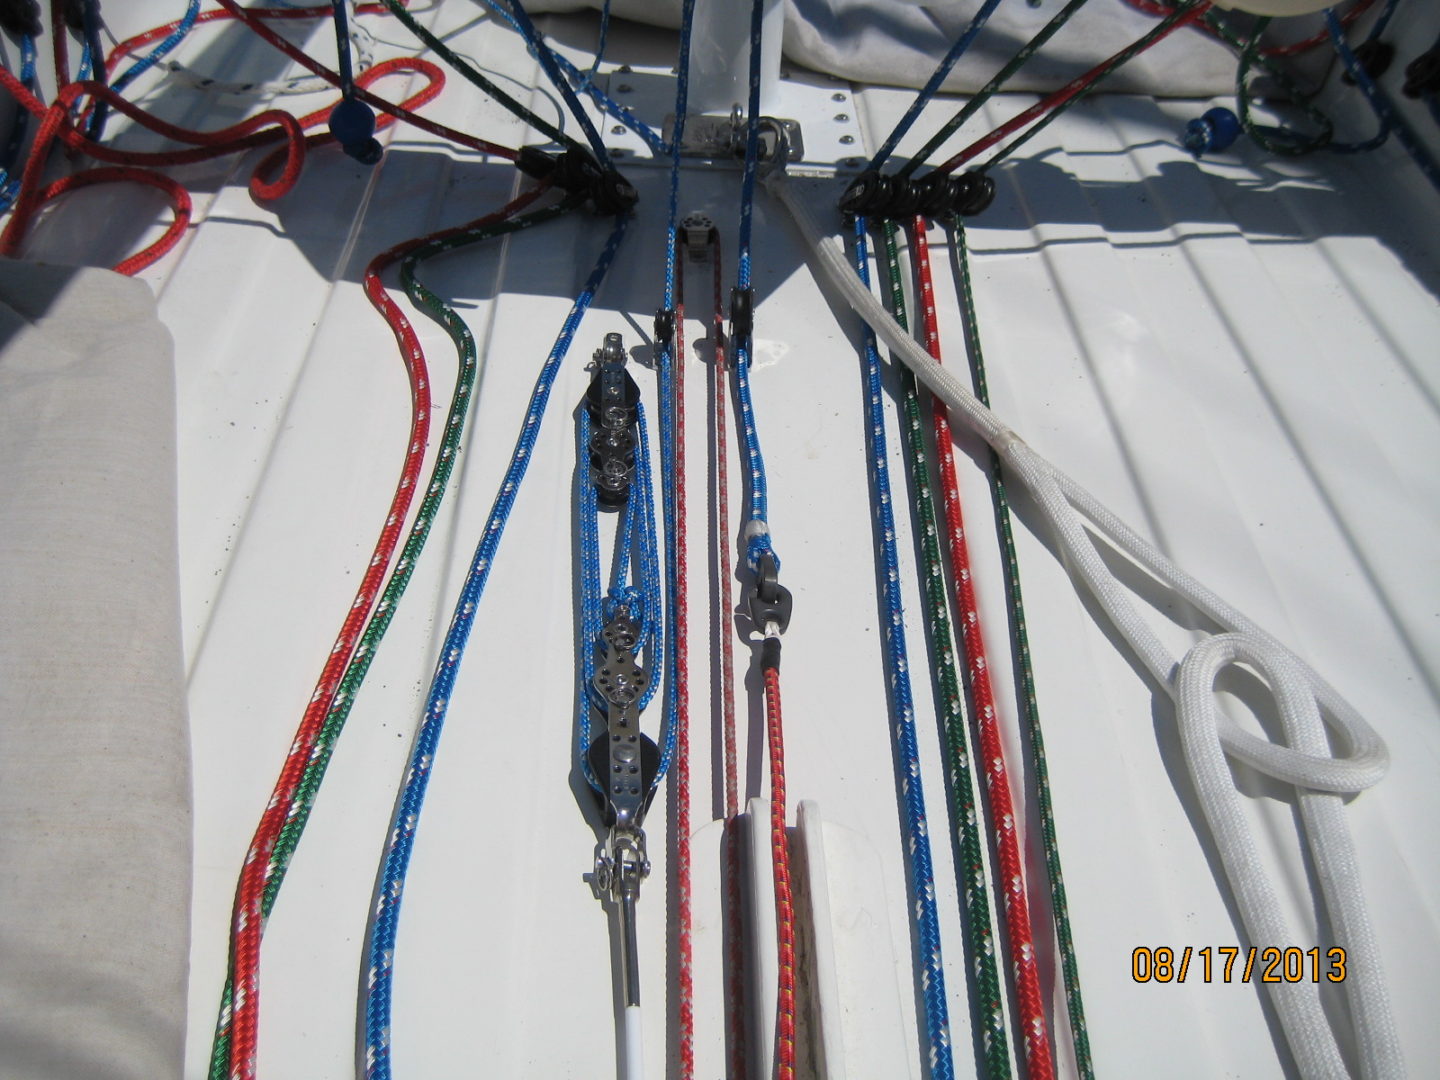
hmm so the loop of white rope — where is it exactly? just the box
[769,172,1403,1079]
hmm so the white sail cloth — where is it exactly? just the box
[0,261,190,1080]
[520,0,1247,95]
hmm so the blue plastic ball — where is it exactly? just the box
[329,97,376,143]
[1202,107,1241,153]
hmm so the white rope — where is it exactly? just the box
[769,172,1404,1079]
[162,6,378,98]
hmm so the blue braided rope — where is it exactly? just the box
[1326,6,1440,190]
[663,0,696,310]
[1317,0,1401,156]
[866,0,1006,173]
[649,0,696,789]
[332,0,358,96]
[850,215,955,1080]
[576,398,664,789]
[0,33,37,212]
[80,0,109,141]
[362,215,629,1080]
[1364,0,1399,44]
[735,0,764,291]
[109,0,201,97]
[632,406,663,713]
[731,0,776,573]
[504,0,613,165]
[577,0,611,90]
[482,0,667,156]
[577,408,605,791]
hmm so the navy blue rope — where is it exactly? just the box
[1364,0,1399,44]
[731,0,776,573]
[109,0,200,97]
[503,0,614,165]
[482,0,666,157]
[577,0,611,91]
[80,0,109,141]
[866,0,1006,173]
[648,0,695,789]
[362,215,629,1080]
[850,214,955,1080]
[332,0,357,95]
[1326,6,1440,190]
[0,33,37,212]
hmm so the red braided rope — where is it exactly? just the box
[700,229,749,1079]
[1119,0,1375,57]
[763,659,797,1080]
[221,183,551,1080]
[249,59,445,183]
[0,59,443,264]
[104,2,409,78]
[213,0,518,161]
[78,3,412,134]
[912,220,1055,1080]
[50,0,68,90]
[673,254,695,1080]
[935,2,1209,175]
[0,71,307,258]
[30,167,193,274]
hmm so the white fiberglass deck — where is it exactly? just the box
[15,4,1440,1078]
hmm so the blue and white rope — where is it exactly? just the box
[731,0,776,573]
[1326,6,1440,191]
[850,214,955,1080]
[866,0,1006,173]
[483,0,667,157]
[502,0,615,165]
[577,0,611,91]
[109,0,201,98]
[577,401,664,791]
[1322,0,1401,156]
[79,0,109,140]
[0,33,37,212]
[362,215,629,1080]
[650,0,696,787]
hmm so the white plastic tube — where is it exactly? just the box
[769,171,1403,1080]
[689,0,784,116]
[622,1005,643,1080]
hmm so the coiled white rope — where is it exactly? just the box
[769,172,1404,1079]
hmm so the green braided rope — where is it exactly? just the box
[1228,15,1334,156]
[878,221,1011,1079]
[207,198,579,1080]
[950,220,1094,1080]
[380,0,584,152]
[983,0,1207,172]
[898,0,1094,179]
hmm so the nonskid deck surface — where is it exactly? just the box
[8,3,1439,1078]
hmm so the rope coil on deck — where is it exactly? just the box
[775,171,1401,1080]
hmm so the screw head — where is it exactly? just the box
[839,134,855,145]
[831,91,847,102]
[834,113,849,122]
[611,125,626,135]
[617,84,633,94]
